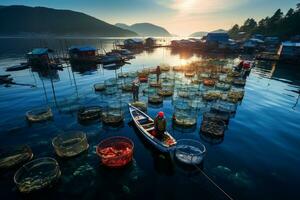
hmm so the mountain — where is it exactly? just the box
[189,31,208,37]
[0,5,137,37]
[211,29,227,33]
[115,23,171,37]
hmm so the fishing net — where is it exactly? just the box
[101,102,126,125]
[0,145,33,169]
[211,100,237,113]
[26,107,53,122]
[149,81,161,88]
[172,65,184,72]
[184,71,196,78]
[203,111,230,125]
[52,131,89,157]
[215,82,231,91]
[77,106,102,122]
[159,63,170,72]
[117,72,129,78]
[142,87,156,95]
[173,111,197,127]
[96,137,133,168]
[121,83,133,92]
[233,78,246,86]
[14,157,61,193]
[175,139,206,165]
[203,78,216,87]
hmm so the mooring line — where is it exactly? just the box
[193,164,234,200]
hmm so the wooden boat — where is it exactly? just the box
[129,104,176,152]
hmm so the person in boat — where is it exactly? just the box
[154,111,166,139]
[156,65,161,83]
[132,79,140,102]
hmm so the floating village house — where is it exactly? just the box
[123,39,144,48]
[277,42,300,63]
[205,32,229,50]
[171,39,199,49]
[26,48,54,67]
[68,46,98,64]
[145,37,156,47]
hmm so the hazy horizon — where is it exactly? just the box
[1,0,299,36]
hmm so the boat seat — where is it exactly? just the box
[146,127,155,132]
[135,115,146,121]
[142,122,154,127]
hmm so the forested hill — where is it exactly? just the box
[228,3,300,39]
[0,5,137,37]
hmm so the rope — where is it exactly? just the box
[193,164,234,200]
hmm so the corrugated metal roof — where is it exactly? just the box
[69,46,96,52]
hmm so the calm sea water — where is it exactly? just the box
[0,38,300,200]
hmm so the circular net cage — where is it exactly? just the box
[142,86,156,95]
[148,95,163,104]
[215,82,231,91]
[96,136,134,168]
[14,157,61,193]
[173,65,184,72]
[26,107,53,123]
[184,71,196,78]
[203,78,216,87]
[94,83,106,92]
[117,72,129,79]
[188,99,208,111]
[173,110,197,127]
[102,101,126,125]
[0,145,33,169]
[149,80,161,88]
[221,66,233,74]
[159,63,171,72]
[176,86,190,98]
[202,90,222,101]
[203,111,230,125]
[158,87,174,97]
[226,88,245,102]
[128,71,138,78]
[52,131,89,158]
[77,106,102,122]
[175,139,206,165]
[211,100,237,113]
[131,101,147,112]
[121,83,133,92]
[200,119,226,138]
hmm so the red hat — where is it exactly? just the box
[158,111,164,118]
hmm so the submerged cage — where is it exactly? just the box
[173,101,197,127]
[149,81,161,88]
[148,95,163,104]
[200,119,226,137]
[121,83,133,92]
[77,106,102,122]
[203,111,230,125]
[52,131,89,157]
[26,107,53,122]
[175,139,206,165]
[14,157,61,193]
[184,71,196,78]
[160,64,170,72]
[101,102,126,125]
[104,78,118,87]
[227,88,245,102]
[96,136,134,168]
[94,83,106,92]
[0,145,33,169]
[203,78,216,87]
[118,72,129,78]
[233,78,246,86]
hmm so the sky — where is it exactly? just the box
[1,0,299,36]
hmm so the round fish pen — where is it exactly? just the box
[184,71,196,78]
[175,139,206,165]
[173,101,197,127]
[131,101,147,112]
[117,72,129,78]
[215,82,231,91]
[160,64,171,72]
[77,106,102,122]
[219,75,234,84]
[104,78,118,87]
[52,131,89,157]
[148,95,163,104]
[200,119,226,138]
[121,83,133,92]
[14,157,61,193]
[203,111,230,125]
[104,86,118,95]
[158,87,174,97]
[227,70,242,78]
[142,87,156,95]
[211,100,237,113]
[149,81,161,88]
[94,83,106,92]
[0,145,33,169]
[26,107,53,122]
[227,89,245,102]
[202,91,222,101]
[177,86,190,98]
[173,65,184,72]
[96,136,134,168]
[203,78,216,87]
[101,102,126,125]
